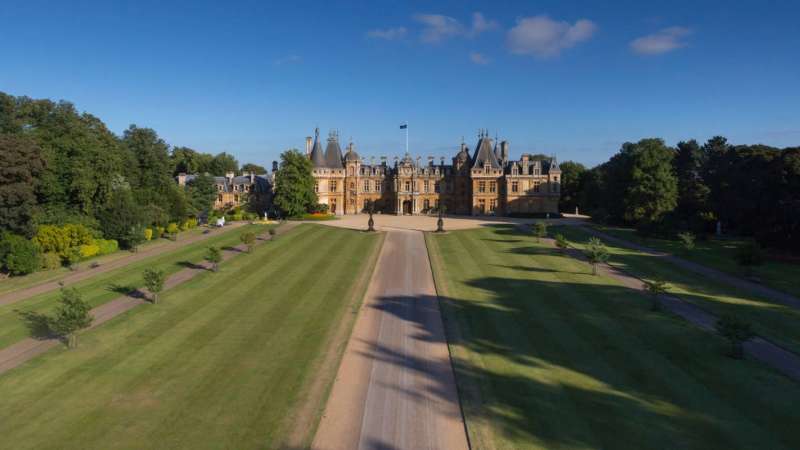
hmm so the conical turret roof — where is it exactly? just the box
[309,128,326,168]
[324,131,344,168]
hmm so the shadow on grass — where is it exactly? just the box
[359,261,800,448]
[222,245,245,253]
[16,310,53,340]
[177,260,209,271]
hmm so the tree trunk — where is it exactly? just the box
[68,333,77,349]
[592,263,597,276]
[153,293,158,304]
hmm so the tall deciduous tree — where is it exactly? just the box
[623,138,678,230]
[273,149,316,217]
[558,161,586,213]
[209,152,239,176]
[97,190,143,249]
[674,140,711,231]
[0,135,44,237]
[241,163,267,174]
[185,174,217,216]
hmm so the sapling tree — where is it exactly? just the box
[554,233,569,253]
[205,246,222,272]
[734,241,764,277]
[268,227,277,240]
[534,222,548,242]
[584,237,610,276]
[50,288,93,349]
[715,314,754,359]
[677,231,695,253]
[143,268,166,304]
[240,231,256,253]
[643,279,669,311]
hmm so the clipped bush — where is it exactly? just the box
[96,239,118,255]
[78,244,100,259]
[1,234,40,275]
[41,252,62,270]
[144,228,153,241]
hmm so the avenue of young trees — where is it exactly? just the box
[559,137,800,252]
[0,92,267,276]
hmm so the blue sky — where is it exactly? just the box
[1,0,799,167]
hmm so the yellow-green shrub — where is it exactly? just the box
[33,224,93,256]
[79,244,100,259]
[96,239,118,255]
[166,223,179,234]
[41,252,62,270]
[144,228,153,241]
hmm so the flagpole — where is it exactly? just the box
[405,122,408,155]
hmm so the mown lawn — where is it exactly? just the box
[0,226,211,296]
[426,225,800,450]
[558,225,800,355]
[0,224,381,449]
[592,225,800,298]
[0,224,268,349]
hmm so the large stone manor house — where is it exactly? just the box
[306,128,561,216]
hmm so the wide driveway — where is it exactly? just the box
[312,229,469,450]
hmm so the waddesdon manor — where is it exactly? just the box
[178,128,562,216]
[307,128,561,216]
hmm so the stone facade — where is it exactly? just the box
[176,171,273,211]
[308,128,560,216]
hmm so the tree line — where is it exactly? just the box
[0,92,266,275]
[558,137,800,252]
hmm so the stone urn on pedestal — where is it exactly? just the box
[367,201,376,232]
[436,205,446,233]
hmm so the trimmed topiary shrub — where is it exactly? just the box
[144,228,153,241]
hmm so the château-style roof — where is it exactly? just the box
[471,132,502,169]
[344,142,360,161]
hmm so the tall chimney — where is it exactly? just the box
[305,136,312,156]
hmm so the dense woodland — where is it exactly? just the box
[559,138,800,252]
[0,92,266,275]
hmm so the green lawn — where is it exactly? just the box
[426,225,800,450]
[0,224,268,349]
[0,224,381,449]
[592,225,800,298]
[558,226,800,355]
[0,226,211,296]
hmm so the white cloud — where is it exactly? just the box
[366,27,408,40]
[469,52,490,65]
[630,27,691,55]
[506,15,597,58]
[469,12,498,36]
[273,55,302,66]
[414,11,497,43]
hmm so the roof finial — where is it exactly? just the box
[315,127,319,139]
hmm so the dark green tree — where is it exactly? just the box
[171,146,214,175]
[185,174,217,216]
[0,135,45,237]
[273,149,316,217]
[558,161,586,213]
[241,163,267,174]
[674,140,711,231]
[643,279,668,311]
[208,152,239,176]
[534,222,547,242]
[0,233,40,275]
[50,287,93,349]
[623,139,678,231]
[97,190,143,249]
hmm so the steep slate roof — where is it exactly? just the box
[471,136,502,169]
[324,133,344,168]
[309,128,326,168]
